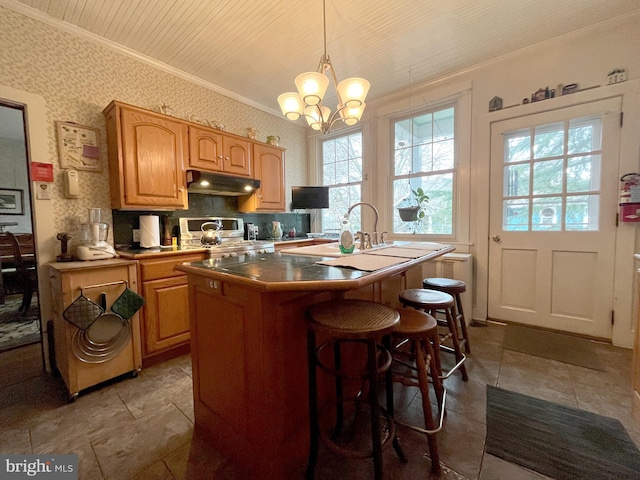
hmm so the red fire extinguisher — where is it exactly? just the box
[619,173,640,222]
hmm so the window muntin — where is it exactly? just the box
[321,132,363,233]
[502,115,602,232]
[392,106,455,235]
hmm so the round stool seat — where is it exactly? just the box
[423,277,466,295]
[399,289,454,310]
[307,299,399,339]
[393,308,438,338]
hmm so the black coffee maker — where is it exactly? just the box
[244,222,255,240]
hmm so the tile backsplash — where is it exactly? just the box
[112,194,310,246]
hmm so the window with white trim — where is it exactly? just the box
[392,105,455,236]
[320,131,363,234]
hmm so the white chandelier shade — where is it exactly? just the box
[295,72,329,106]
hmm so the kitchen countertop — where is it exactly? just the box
[115,237,336,259]
[115,246,206,259]
[176,242,454,292]
[49,258,138,271]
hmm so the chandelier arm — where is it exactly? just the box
[325,56,346,107]
[328,105,347,124]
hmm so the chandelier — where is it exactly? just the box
[277,0,370,134]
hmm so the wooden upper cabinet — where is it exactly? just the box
[188,125,251,177]
[104,101,188,210]
[188,125,223,172]
[238,143,285,212]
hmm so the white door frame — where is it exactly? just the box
[474,80,640,348]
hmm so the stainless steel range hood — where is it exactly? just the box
[186,170,260,196]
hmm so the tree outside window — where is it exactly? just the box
[392,106,455,235]
[321,132,363,234]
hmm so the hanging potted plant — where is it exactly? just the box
[397,186,429,222]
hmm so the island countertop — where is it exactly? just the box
[175,241,454,292]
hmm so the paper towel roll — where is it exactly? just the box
[140,215,160,248]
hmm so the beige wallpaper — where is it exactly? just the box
[0,6,308,241]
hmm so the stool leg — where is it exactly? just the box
[455,293,471,353]
[444,307,468,381]
[422,338,444,415]
[415,339,441,476]
[333,341,344,437]
[430,329,443,378]
[367,339,384,480]
[383,335,407,464]
[306,329,319,480]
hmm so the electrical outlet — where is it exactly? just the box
[133,229,141,242]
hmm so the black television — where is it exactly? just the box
[291,186,329,209]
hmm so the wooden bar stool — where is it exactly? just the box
[423,277,471,353]
[392,307,446,476]
[399,289,468,382]
[306,299,407,480]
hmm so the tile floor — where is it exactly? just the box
[0,322,638,479]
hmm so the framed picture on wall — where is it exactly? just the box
[56,121,102,172]
[0,188,24,215]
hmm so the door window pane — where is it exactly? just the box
[533,159,563,195]
[532,197,562,231]
[565,194,599,231]
[502,116,602,232]
[533,122,564,159]
[503,199,529,230]
[504,164,530,197]
[568,116,601,154]
[567,155,601,192]
[506,130,531,163]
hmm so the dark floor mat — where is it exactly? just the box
[502,324,605,371]
[486,385,640,480]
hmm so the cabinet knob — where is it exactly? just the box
[217,155,223,160]
[224,156,230,161]
[208,280,219,290]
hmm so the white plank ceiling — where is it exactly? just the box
[3,0,640,116]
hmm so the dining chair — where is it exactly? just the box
[6,232,37,316]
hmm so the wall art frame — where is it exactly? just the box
[0,188,24,215]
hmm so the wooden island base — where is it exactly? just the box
[179,245,453,478]
[188,275,333,479]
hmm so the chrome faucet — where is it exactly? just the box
[347,202,380,247]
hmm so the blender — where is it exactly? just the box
[76,208,117,260]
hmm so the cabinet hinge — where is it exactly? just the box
[611,310,615,325]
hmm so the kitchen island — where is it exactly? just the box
[176,242,454,479]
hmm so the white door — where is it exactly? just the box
[488,98,621,339]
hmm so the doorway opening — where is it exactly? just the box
[0,101,41,354]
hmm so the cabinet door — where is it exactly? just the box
[188,125,223,172]
[223,136,252,177]
[142,275,190,357]
[120,107,188,208]
[239,143,285,212]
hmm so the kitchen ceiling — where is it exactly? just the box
[4,0,640,118]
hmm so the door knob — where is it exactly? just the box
[492,235,501,243]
